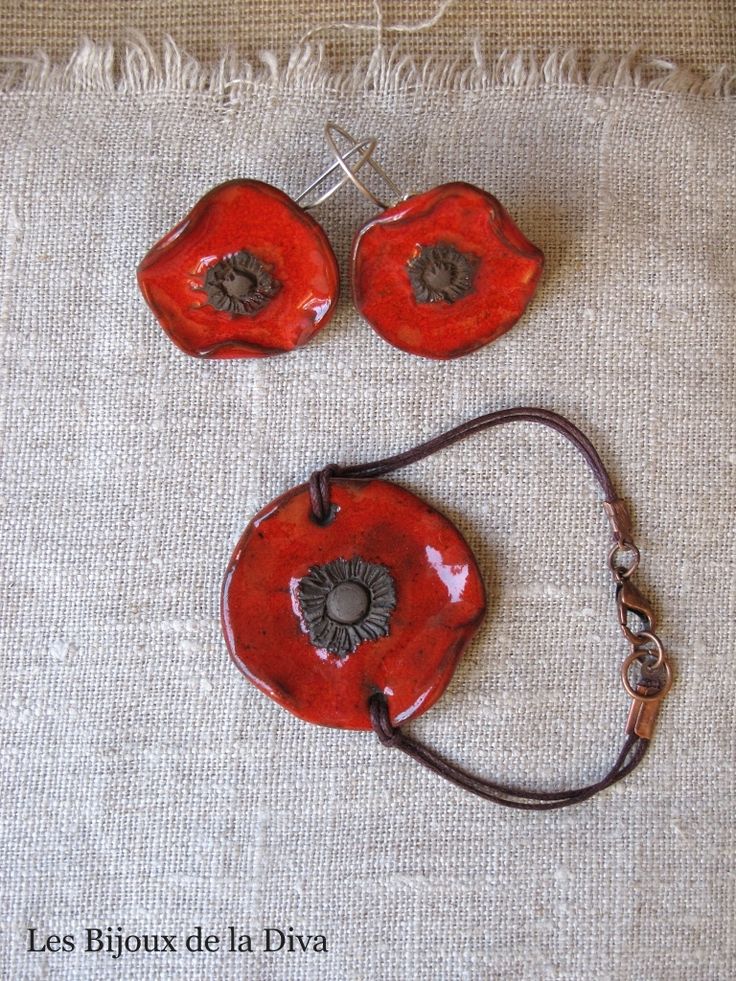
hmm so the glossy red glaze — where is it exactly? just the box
[352,181,543,359]
[221,479,486,730]
[137,180,339,358]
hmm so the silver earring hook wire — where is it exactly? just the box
[295,137,378,210]
[324,121,407,211]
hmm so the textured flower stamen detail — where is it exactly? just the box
[297,557,396,656]
[203,250,280,315]
[407,242,476,304]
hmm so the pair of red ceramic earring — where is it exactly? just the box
[137,123,544,360]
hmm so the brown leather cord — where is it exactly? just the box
[309,407,653,809]
[369,693,648,810]
[309,407,617,523]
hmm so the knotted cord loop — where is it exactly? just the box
[308,465,339,524]
[369,694,404,748]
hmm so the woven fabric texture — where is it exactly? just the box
[1,0,735,75]
[1,36,735,981]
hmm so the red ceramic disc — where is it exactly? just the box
[137,180,339,359]
[221,478,486,730]
[352,181,543,359]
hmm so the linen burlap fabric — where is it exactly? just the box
[2,1,735,76]
[1,38,734,981]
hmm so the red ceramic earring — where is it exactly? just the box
[326,123,544,360]
[137,137,376,359]
[221,408,673,809]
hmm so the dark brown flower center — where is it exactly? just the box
[325,581,371,625]
[408,242,476,304]
[297,556,396,656]
[422,263,454,293]
[222,267,259,300]
[203,250,280,316]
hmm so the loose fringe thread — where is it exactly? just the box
[0,35,733,101]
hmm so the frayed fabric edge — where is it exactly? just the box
[0,35,734,100]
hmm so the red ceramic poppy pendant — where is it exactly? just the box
[221,478,486,729]
[138,180,339,358]
[352,182,543,359]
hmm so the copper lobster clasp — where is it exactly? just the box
[616,578,655,644]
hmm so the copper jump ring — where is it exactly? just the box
[621,648,672,701]
[607,540,640,580]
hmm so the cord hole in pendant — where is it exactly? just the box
[310,504,339,527]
